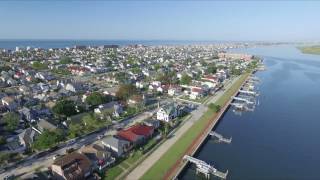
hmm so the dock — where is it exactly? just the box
[232,96,254,104]
[209,131,232,144]
[239,90,258,96]
[183,155,228,179]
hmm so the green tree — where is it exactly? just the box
[31,61,48,70]
[52,100,79,117]
[86,92,110,107]
[0,136,6,145]
[33,130,64,150]
[59,56,73,64]
[131,67,142,74]
[231,65,241,75]
[208,103,221,112]
[156,71,177,84]
[154,64,161,71]
[206,63,217,74]
[0,152,11,164]
[68,123,84,138]
[116,84,137,101]
[82,114,101,131]
[3,112,20,131]
[180,74,192,85]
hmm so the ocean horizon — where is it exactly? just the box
[0,39,261,50]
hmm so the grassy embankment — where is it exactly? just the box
[298,46,320,55]
[141,73,250,180]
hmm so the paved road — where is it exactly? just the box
[125,77,240,180]
[0,105,162,179]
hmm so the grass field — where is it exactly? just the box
[104,166,123,180]
[298,46,320,55]
[141,73,250,180]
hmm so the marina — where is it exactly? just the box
[180,45,320,179]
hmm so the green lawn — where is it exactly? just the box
[298,46,320,55]
[126,151,143,165]
[104,166,123,180]
[141,73,250,180]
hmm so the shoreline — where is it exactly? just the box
[169,73,252,180]
[136,72,252,180]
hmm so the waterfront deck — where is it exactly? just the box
[209,131,232,144]
[183,155,228,179]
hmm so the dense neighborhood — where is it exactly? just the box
[0,43,259,180]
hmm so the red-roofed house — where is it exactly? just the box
[190,87,204,100]
[201,75,218,83]
[117,124,154,146]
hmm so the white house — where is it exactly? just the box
[157,103,179,122]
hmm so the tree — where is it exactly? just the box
[69,123,84,138]
[33,129,64,150]
[0,152,11,164]
[86,92,111,107]
[206,63,217,74]
[59,56,73,64]
[180,74,192,85]
[231,65,241,75]
[116,84,137,101]
[208,103,221,112]
[3,112,20,131]
[31,61,48,70]
[82,114,102,131]
[0,136,6,145]
[114,72,128,84]
[131,67,142,74]
[52,100,79,117]
[156,71,177,84]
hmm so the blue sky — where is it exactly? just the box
[0,1,319,41]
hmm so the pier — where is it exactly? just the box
[230,102,246,110]
[209,131,232,144]
[239,90,258,96]
[233,96,254,104]
[183,155,228,179]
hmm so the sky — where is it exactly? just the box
[0,1,320,41]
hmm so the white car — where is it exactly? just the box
[53,154,60,160]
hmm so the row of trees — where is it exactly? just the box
[32,129,64,150]
[52,100,83,117]
[2,112,20,132]
[69,113,109,138]
[86,92,112,107]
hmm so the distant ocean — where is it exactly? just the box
[0,39,243,50]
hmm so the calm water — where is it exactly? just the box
[180,45,320,180]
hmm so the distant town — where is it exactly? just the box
[0,42,264,180]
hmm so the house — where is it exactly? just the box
[18,127,40,149]
[157,103,179,122]
[37,119,57,132]
[101,136,131,157]
[80,144,115,170]
[144,119,160,129]
[2,96,18,111]
[94,101,123,117]
[19,107,36,122]
[51,152,92,180]
[190,87,204,100]
[168,85,182,96]
[35,72,55,81]
[117,124,154,145]
[65,83,84,93]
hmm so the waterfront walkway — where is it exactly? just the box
[125,77,241,180]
